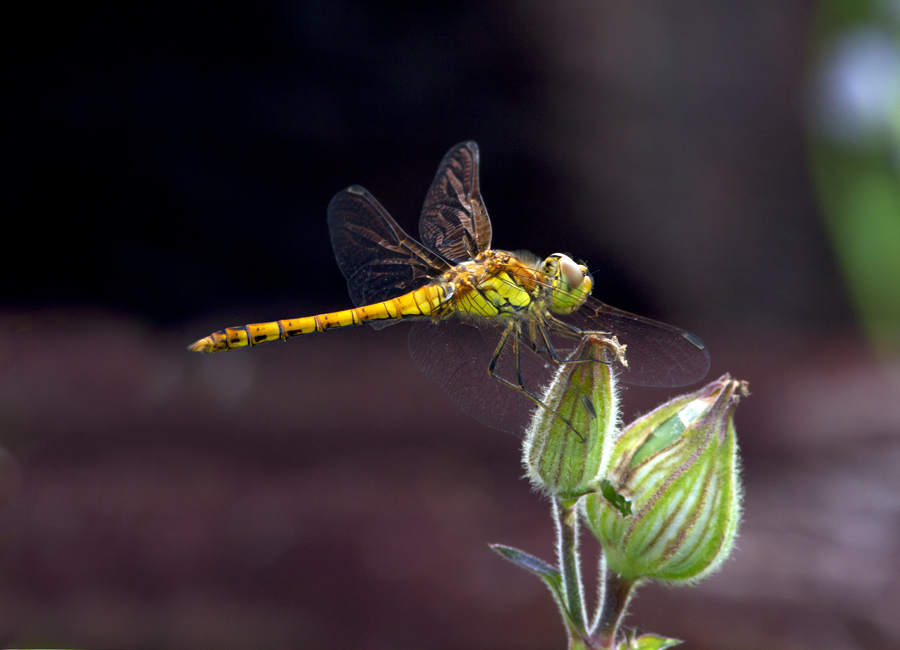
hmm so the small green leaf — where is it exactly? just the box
[600,479,632,517]
[490,544,579,625]
[490,544,561,587]
[617,632,683,649]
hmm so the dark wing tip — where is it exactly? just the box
[682,330,707,351]
[327,186,368,213]
[450,141,479,155]
[672,330,711,386]
[610,323,711,388]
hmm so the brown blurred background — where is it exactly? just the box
[3,2,898,648]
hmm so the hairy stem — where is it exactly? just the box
[554,498,587,642]
[591,568,636,649]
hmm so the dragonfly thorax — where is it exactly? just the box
[436,250,592,324]
[435,250,540,321]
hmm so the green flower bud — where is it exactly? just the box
[523,334,624,499]
[583,375,747,584]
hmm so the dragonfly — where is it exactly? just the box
[189,141,710,436]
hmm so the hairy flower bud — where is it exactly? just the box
[583,375,747,584]
[523,334,624,499]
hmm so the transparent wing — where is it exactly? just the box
[328,185,451,325]
[407,275,710,436]
[558,297,710,388]
[408,319,554,437]
[419,141,493,262]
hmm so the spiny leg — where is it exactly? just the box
[515,327,598,442]
[537,317,615,367]
[534,317,626,430]
[525,316,586,362]
[539,319,606,424]
[488,321,587,441]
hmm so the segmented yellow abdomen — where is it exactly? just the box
[188,283,447,353]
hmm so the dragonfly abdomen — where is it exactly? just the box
[188,284,448,353]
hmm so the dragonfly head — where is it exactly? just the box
[543,253,593,314]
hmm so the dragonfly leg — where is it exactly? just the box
[534,319,602,367]
[488,321,587,442]
[525,316,590,363]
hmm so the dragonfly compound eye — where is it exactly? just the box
[557,254,586,291]
[546,254,592,315]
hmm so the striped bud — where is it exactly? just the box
[523,334,624,499]
[583,375,747,584]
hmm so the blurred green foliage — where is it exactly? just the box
[809,0,900,354]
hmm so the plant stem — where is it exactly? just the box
[554,498,587,642]
[590,569,636,649]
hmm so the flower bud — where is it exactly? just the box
[523,334,624,499]
[583,375,747,584]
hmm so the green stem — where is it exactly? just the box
[554,498,587,643]
[590,569,636,649]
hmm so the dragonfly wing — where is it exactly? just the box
[408,319,557,438]
[561,298,711,387]
[328,185,451,322]
[419,141,493,262]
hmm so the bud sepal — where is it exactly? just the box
[583,375,747,585]
[523,335,624,499]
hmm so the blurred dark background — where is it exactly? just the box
[3,2,898,648]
